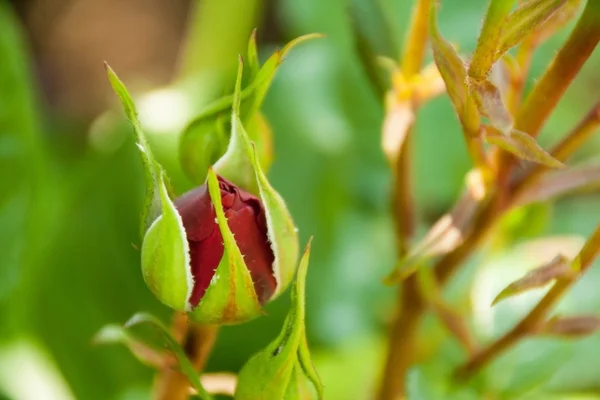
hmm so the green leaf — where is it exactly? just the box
[468,78,513,133]
[97,313,212,400]
[235,241,323,400]
[492,254,573,305]
[141,171,192,312]
[485,127,565,168]
[190,168,263,324]
[498,0,568,55]
[106,63,161,237]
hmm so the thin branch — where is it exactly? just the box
[391,0,432,255]
[154,312,219,400]
[377,277,425,399]
[378,2,432,398]
[456,223,600,379]
[401,0,432,76]
[516,0,600,138]
[505,36,535,115]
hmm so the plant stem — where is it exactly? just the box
[456,224,600,379]
[154,312,219,400]
[516,0,600,138]
[378,2,432,398]
[377,277,425,399]
[506,36,535,115]
[401,0,431,76]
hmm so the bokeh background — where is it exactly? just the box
[1,0,600,399]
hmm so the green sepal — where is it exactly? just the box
[179,33,322,185]
[215,58,299,298]
[141,171,192,312]
[189,169,263,324]
[94,313,213,400]
[106,63,161,238]
[107,64,193,312]
[235,241,323,400]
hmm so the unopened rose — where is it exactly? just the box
[175,175,276,306]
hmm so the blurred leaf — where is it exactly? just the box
[498,0,568,55]
[122,313,212,400]
[492,254,573,305]
[534,0,583,44]
[485,127,564,168]
[540,315,600,338]
[179,114,229,186]
[94,325,165,368]
[180,33,322,185]
[468,78,513,133]
[516,163,600,207]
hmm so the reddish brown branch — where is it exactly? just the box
[456,224,600,379]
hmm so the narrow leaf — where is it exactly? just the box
[516,162,600,206]
[540,315,600,338]
[106,63,161,237]
[124,313,212,400]
[469,78,513,133]
[534,0,583,44]
[498,0,568,55]
[486,127,565,168]
[247,29,260,78]
[492,254,573,305]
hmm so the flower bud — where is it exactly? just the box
[107,57,301,325]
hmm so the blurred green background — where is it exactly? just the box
[1,0,600,399]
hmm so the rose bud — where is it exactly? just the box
[174,175,276,306]
[236,241,323,400]
[109,55,299,325]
